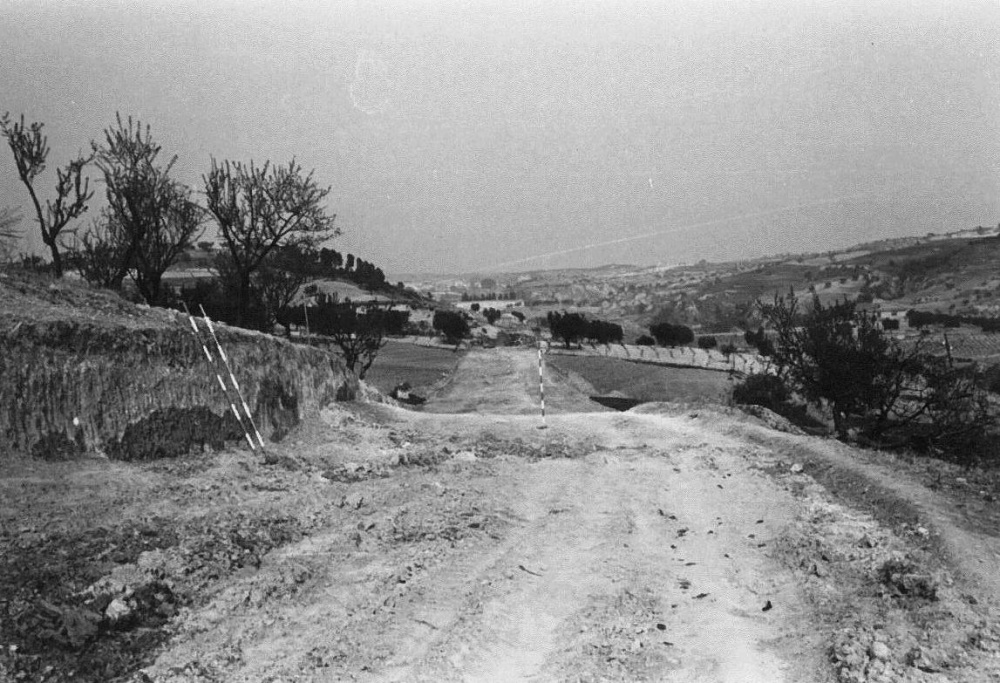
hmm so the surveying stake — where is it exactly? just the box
[181,303,256,450]
[302,302,311,345]
[199,305,266,449]
[538,339,549,429]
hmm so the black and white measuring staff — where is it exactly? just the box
[181,303,256,450]
[199,305,266,449]
[538,339,548,427]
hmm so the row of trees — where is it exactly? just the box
[906,309,1000,333]
[310,247,390,291]
[459,290,520,302]
[1,112,338,330]
[546,311,624,348]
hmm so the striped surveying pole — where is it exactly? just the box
[182,303,256,450]
[199,305,266,449]
[538,339,548,428]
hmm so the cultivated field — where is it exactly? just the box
[546,353,734,404]
[361,340,466,398]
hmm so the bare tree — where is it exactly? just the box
[130,181,205,304]
[69,210,129,288]
[255,246,312,334]
[203,158,338,327]
[311,302,395,379]
[92,114,204,304]
[0,205,23,262]
[1,113,93,276]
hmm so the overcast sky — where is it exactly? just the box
[1,0,998,274]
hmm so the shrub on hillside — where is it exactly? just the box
[744,327,775,357]
[547,311,589,348]
[635,334,655,346]
[759,292,998,461]
[585,319,624,346]
[432,310,470,344]
[732,373,790,411]
[697,335,718,350]
[649,322,694,347]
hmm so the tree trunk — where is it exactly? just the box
[238,272,253,328]
[45,237,64,278]
[832,408,848,439]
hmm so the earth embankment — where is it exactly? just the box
[0,270,356,460]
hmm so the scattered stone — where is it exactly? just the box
[339,493,365,510]
[263,450,300,471]
[105,598,132,622]
[870,641,890,661]
[790,463,804,473]
[877,557,939,600]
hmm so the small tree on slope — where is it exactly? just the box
[1,113,93,276]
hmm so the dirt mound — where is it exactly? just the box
[0,268,161,329]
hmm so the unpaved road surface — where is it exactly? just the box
[4,348,1000,682]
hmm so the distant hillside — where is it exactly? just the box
[407,224,1000,357]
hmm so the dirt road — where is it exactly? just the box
[421,346,607,415]
[143,413,831,680]
[6,348,1000,682]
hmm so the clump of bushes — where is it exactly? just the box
[731,373,827,434]
[546,311,623,348]
[732,373,789,411]
[649,322,694,347]
[757,292,998,464]
[433,310,470,344]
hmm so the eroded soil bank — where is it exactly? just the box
[0,270,357,461]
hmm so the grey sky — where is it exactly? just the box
[1,0,998,274]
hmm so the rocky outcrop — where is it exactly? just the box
[1,311,355,461]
